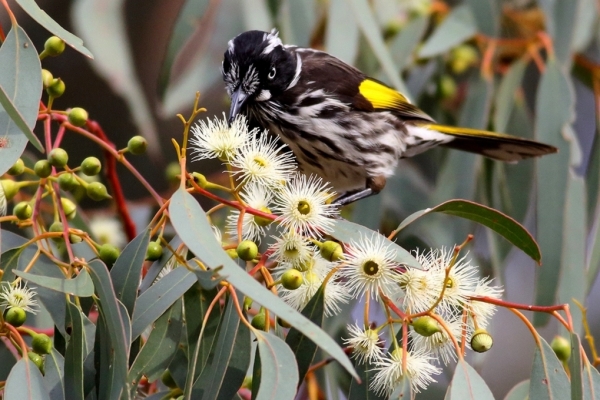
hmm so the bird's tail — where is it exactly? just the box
[419,123,558,162]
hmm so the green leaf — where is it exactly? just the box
[504,380,530,400]
[191,293,251,399]
[15,0,93,57]
[557,173,586,333]
[285,283,324,384]
[71,1,162,157]
[449,360,494,399]
[169,189,357,379]
[131,267,196,340]
[4,358,50,400]
[464,0,499,37]
[494,59,527,133]
[388,15,428,71]
[110,227,150,315]
[331,219,421,269]
[254,331,299,400]
[396,199,542,264]
[64,301,85,400]
[583,359,600,399]
[570,333,584,400]
[44,349,65,400]
[13,269,94,296]
[419,5,477,58]
[347,0,409,93]
[529,335,570,399]
[86,259,130,397]
[278,0,316,47]
[0,229,28,251]
[241,0,272,31]
[0,247,24,282]
[325,0,359,64]
[534,59,574,326]
[0,339,17,381]
[128,299,183,387]
[0,25,43,171]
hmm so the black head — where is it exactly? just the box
[223,29,299,123]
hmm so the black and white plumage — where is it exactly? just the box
[222,29,557,205]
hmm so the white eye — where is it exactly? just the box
[268,67,276,80]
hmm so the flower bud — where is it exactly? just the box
[0,179,18,200]
[450,45,479,74]
[41,69,53,88]
[6,159,24,176]
[226,248,238,260]
[86,182,111,201]
[165,162,180,184]
[146,241,163,261]
[13,201,33,220]
[242,376,253,389]
[34,159,52,178]
[191,172,208,188]
[32,333,53,355]
[81,157,101,176]
[253,206,273,227]
[277,317,291,328]
[49,221,64,241]
[412,316,442,337]
[251,312,267,330]
[471,329,493,353]
[28,351,45,373]
[237,240,258,261]
[243,296,253,311]
[43,36,66,57]
[127,136,147,155]
[319,240,344,261]
[58,173,79,192]
[48,147,68,168]
[46,78,65,98]
[551,336,571,362]
[68,107,88,127]
[281,268,303,290]
[4,306,27,327]
[69,234,82,243]
[439,74,457,99]
[99,243,120,266]
[60,198,77,220]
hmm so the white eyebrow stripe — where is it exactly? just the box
[286,53,302,89]
[261,30,283,55]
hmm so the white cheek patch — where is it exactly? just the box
[256,90,271,101]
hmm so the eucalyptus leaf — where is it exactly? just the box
[449,360,494,399]
[4,358,50,400]
[14,269,94,296]
[529,335,570,399]
[419,5,477,58]
[16,0,92,57]
[44,349,66,400]
[254,331,299,400]
[582,359,600,399]
[570,333,584,400]
[64,301,85,400]
[503,380,529,400]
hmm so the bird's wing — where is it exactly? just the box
[286,49,434,122]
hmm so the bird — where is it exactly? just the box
[222,29,557,206]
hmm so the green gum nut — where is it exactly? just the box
[58,173,79,192]
[41,69,53,88]
[13,201,33,220]
[68,107,89,127]
[4,306,27,327]
[551,336,571,362]
[49,221,64,242]
[99,243,120,266]
[0,179,19,200]
[281,269,303,290]
[43,36,66,57]
[237,240,258,261]
[146,241,163,261]
[48,147,68,168]
[7,159,24,176]
[251,312,267,330]
[412,316,441,337]
[127,136,147,155]
[32,333,53,355]
[60,198,77,220]
[471,329,493,353]
[86,182,111,201]
[46,78,65,98]
[81,157,101,176]
[319,240,344,261]
[34,160,52,178]
[253,207,273,227]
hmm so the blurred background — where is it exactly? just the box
[4,0,600,398]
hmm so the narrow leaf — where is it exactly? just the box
[64,301,85,400]
[504,380,529,400]
[110,227,150,315]
[131,267,196,340]
[16,0,93,57]
[570,333,584,400]
[419,5,477,58]
[14,269,93,296]
[43,349,66,400]
[254,331,299,400]
[396,199,541,263]
[169,189,357,378]
[583,359,600,399]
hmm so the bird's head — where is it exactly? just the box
[223,29,299,124]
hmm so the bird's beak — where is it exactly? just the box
[228,87,248,125]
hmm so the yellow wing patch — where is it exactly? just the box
[358,78,410,109]
[358,78,434,121]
